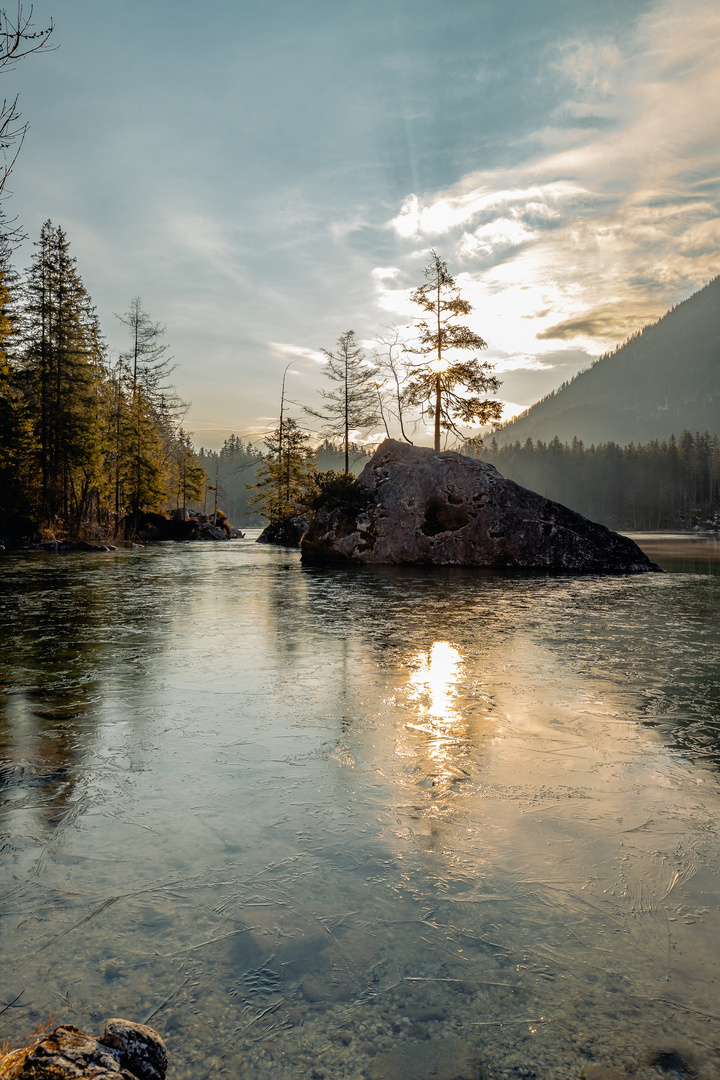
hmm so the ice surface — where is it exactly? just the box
[1,538,720,1078]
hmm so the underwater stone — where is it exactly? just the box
[302,439,662,573]
[99,1020,167,1080]
[368,1034,482,1080]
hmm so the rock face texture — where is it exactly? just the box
[301,440,661,573]
[0,1020,167,1080]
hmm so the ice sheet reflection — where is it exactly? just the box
[1,540,720,1080]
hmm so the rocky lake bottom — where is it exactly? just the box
[1,533,720,1079]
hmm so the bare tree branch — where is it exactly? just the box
[0,4,55,232]
[372,325,415,444]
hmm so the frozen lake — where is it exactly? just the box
[1,534,720,1079]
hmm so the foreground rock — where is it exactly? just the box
[0,1019,166,1080]
[302,440,661,573]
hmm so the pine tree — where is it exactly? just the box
[250,418,315,523]
[0,232,32,527]
[404,251,502,450]
[119,388,169,518]
[170,429,207,512]
[305,330,379,473]
[23,220,106,530]
[115,298,181,518]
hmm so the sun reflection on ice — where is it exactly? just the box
[408,641,463,723]
[403,641,470,794]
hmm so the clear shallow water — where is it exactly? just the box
[1,535,720,1080]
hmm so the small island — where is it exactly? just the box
[302,440,661,574]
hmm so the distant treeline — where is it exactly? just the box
[196,437,374,524]
[484,431,720,530]
[196,437,264,524]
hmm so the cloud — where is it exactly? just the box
[492,355,555,372]
[389,182,584,242]
[552,38,623,96]
[537,302,665,342]
[266,342,326,364]
[371,266,401,282]
[458,217,536,258]
[382,0,720,358]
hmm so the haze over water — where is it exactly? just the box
[1,537,720,1079]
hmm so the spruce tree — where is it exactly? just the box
[305,330,379,473]
[0,232,32,528]
[404,252,502,450]
[115,298,183,519]
[250,418,315,523]
[23,220,106,530]
[170,429,207,512]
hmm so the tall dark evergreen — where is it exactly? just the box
[23,220,105,528]
[170,428,207,512]
[0,233,31,525]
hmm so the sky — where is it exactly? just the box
[6,0,720,448]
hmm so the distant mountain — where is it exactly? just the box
[493,276,720,446]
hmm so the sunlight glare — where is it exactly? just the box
[409,641,463,722]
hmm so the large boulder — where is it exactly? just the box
[301,440,661,573]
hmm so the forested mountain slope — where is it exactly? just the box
[494,276,720,445]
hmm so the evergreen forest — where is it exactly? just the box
[0,213,379,542]
[0,221,208,540]
[483,431,720,531]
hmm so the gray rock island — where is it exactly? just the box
[301,440,661,573]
